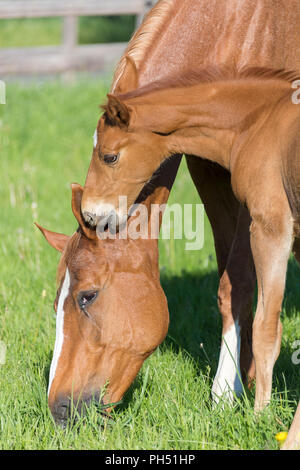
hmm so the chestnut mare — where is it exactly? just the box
[80,0,300,448]
[39,0,300,447]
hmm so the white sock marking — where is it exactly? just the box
[212,321,243,404]
[47,268,70,396]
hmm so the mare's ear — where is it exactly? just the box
[71,183,97,239]
[104,94,131,128]
[113,55,138,94]
[35,223,69,252]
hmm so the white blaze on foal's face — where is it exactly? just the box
[47,268,70,396]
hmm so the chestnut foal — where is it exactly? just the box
[81,67,300,422]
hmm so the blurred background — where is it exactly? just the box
[0,0,155,78]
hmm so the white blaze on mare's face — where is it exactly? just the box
[93,129,97,148]
[47,268,70,396]
[212,320,243,404]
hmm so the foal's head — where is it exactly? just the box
[38,184,169,425]
[81,92,171,228]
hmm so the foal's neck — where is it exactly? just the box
[130,78,293,170]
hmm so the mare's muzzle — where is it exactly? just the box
[50,393,105,426]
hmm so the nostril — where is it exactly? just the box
[60,403,69,420]
[51,398,71,425]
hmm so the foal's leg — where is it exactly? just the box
[250,204,293,412]
[186,157,256,401]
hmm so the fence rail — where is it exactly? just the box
[0,0,156,76]
[0,0,148,18]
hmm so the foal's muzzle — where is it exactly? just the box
[82,211,99,227]
[82,210,119,230]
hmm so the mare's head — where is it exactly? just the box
[38,184,169,425]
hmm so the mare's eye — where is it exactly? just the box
[77,290,98,310]
[103,153,119,165]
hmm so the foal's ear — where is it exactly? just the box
[71,183,97,239]
[35,223,69,252]
[105,94,131,128]
[113,55,138,94]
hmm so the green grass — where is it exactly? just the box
[0,78,299,450]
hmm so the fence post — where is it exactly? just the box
[63,16,78,52]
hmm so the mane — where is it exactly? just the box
[111,0,179,92]
[116,65,300,101]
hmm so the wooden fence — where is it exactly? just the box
[0,0,156,76]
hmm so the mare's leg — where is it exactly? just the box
[186,157,256,402]
[249,199,293,411]
[186,157,238,275]
[214,205,256,400]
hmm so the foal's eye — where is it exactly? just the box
[77,290,98,310]
[103,153,119,165]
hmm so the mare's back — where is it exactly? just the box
[136,0,300,84]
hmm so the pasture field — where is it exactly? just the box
[0,77,299,450]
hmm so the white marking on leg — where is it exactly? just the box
[93,129,97,148]
[212,320,243,404]
[47,268,70,396]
